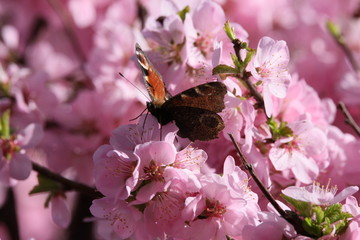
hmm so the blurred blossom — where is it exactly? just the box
[0,123,43,182]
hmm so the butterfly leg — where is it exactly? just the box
[141,111,150,141]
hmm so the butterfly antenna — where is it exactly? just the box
[118,72,150,101]
[129,107,147,121]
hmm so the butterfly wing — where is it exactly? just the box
[163,82,227,112]
[161,82,227,141]
[135,44,170,107]
[165,106,225,141]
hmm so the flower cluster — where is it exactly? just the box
[0,0,360,239]
[90,116,259,239]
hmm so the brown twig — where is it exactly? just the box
[333,36,359,72]
[327,21,360,72]
[47,0,87,63]
[228,134,285,215]
[338,101,360,137]
[32,162,103,199]
[232,39,265,109]
[228,133,310,236]
[241,73,264,109]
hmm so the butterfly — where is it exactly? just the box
[135,43,227,141]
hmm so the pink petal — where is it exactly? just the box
[9,153,32,180]
[291,152,318,184]
[269,147,291,171]
[263,84,274,117]
[330,186,359,205]
[2,25,19,49]
[268,77,290,98]
[68,0,96,28]
[193,1,225,34]
[51,196,71,228]
[17,124,44,148]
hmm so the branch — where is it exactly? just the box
[32,162,103,199]
[327,21,360,72]
[228,134,285,215]
[335,39,359,72]
[47,0,87,63]
[242,73,264,109]
[232,39,265,109]
[228,133,310,236]
[338,101,360,137]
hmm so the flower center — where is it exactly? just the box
[143,160,164,182]
[1,138,19,159]
[194,34,213,57]
[199,199,227,219]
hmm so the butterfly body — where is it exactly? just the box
[136,44,226,141]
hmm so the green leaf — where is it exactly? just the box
[281,194,312,217]
[212,64,239,75]
[324,203,343,222]
[303,217,322,237]
[177,6,190,22]
[44,192,54,208]
[267,118,293,140]
[29,174,62,194]
[243,48,255,66]
[0,110,11,139]
[312,206,325,223]
[230,53,242,69]
[224,21,236,41]
[326,21,342,40]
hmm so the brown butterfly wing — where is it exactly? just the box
[163,82,227,112]
[160,82,227,141]
[164,107,225,141]
[135,44,171,107]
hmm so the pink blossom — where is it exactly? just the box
[317,126,360,189]
[222,89,256,153]
[109,114,178,153]
[249,36,291,117]
[282,182,359,206]
[93,144,139,199]
[272,75,337,126]
[342,196,360,217]
[341,197,360,240]
[90,197,142,239]
[181,181,248,239]
[190,0,249,64]
[26,29,80,80]
[341,220,360,240]
[242,210,297,240]
[0,25,19,60]
[0,123,43,181]
[67,0,97,28]
[269,120,327,184]
[86,9,138,88]
[141,0,248,93]
[132,141,177,203]
[173,145,207,173]
[180,156,259,239]
[140,171,201,238]
[185,0,233,69]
